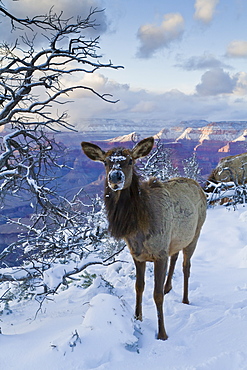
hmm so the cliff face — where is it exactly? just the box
[171,121,247,175]
[174,121,247,143]
[1,120,247,198]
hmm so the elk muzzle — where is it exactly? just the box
[108,169,125,191]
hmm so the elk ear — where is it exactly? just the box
[81,142,106,162]
[132,137,154,160]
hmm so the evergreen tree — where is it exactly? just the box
[183,152,201,181]
[138,140,179,181]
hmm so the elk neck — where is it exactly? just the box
[104,170,150,239]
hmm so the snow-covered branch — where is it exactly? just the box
[0,128,76,224]
[205,181,247,206]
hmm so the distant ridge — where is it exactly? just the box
[77,118,209,140]
[104,132,140,143]
[76,119,247,142]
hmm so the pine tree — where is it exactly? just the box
[138,140,179,181]
[183,152,201,181]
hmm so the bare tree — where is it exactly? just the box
[0,3,124,290]
[0,4,123,129]
[0,3,123,220]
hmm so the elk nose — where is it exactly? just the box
[109,170,124,184]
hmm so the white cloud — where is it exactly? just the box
[234,72,247,95]
[136,13,185,59]
[67,73,130,100]
[131,101,157,114]
[194,0,219,23]
[196,68,237,96]
[226,40,247,58]
[73,74,110,97]
[65,72,247,129]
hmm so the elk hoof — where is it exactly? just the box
[135,314,143,321]
[164,285,172,295]
[157,332,168,341]
[182,298,189,305]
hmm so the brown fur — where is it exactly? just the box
[81,137,207,340]
[104,170,151,238]
[207,152,247,185]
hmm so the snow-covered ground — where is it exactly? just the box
[1,206,247,370]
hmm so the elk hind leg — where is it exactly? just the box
[164,252,179,295]
[182,236,199,304]
[134,259,146,321]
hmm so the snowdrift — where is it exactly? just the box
[0,206,247,369]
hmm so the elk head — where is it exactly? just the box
[81,137,154,191]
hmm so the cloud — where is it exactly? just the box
[6,0,106,24]
[131,100,157,114]
[226,40,247,58]
[234,72,247,95]
[196,68,237,96]
[176,53,232,71]
[31,69,247,127]
[43,68,247,132]
[194,0,219,23]
[136,13,185,59]
[0,0,108,43]
[72,85,247,128]
[65,71,247,129]
[67,73,130,100]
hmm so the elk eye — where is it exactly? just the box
[128,158,133,165]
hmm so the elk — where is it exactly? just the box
[81,137,207,340]
[205,152,247,204]
[207,152,247,186]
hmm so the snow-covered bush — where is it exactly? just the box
[182,152,201,182]
[138,138,202,182]
[137,139,179,181]
[0,192,125,309]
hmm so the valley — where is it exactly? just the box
[1,119,247,258]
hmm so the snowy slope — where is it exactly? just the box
[0,206,247,370]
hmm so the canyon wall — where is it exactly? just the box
[1,120,247,257]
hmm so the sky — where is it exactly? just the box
[2,0,247,128]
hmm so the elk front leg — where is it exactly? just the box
[134,259,146,321]
[182,252,191,305]
[154,258,168,340]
